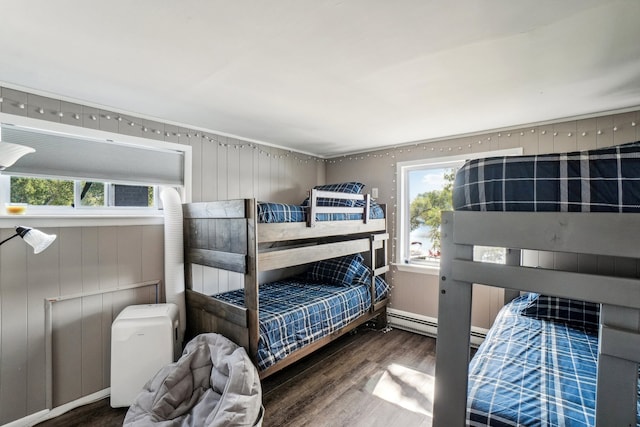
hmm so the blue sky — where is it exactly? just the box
[408,167,449,200]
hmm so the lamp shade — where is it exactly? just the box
[16,226,57,254]
[0,141,36,170]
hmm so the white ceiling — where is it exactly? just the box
[1,1,639,157]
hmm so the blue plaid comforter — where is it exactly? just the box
[211,276,389,370]
[454,141,640,212]
[257,201,385,223]
[468,294,640,426]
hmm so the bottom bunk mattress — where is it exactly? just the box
[212,276,389,371]
[467,293,640,427]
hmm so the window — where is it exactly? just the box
[6,177,155,209]
[396,148,522,273]
[0,113,191,216]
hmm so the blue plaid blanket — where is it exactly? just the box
[454,141,640,212]
[257,201,385,223]
[468,294,640,426]
[212,276,389,370]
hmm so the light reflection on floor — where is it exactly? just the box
[366,363,434,417]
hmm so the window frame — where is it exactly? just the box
[395,147,522,275]
[0,112,191,226]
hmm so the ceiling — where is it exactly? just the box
[1,1,639,157]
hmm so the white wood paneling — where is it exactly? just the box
[81,294,103,397]
[26,227,59,413]
[0,229,29,425]
[116,226,143,285]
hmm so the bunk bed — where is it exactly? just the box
[183,184,390,379]
[432,142,640,426]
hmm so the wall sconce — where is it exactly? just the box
[0,141,36,170]
[0,226,57,254]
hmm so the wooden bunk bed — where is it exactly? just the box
[182,188,389,379]
[433,142,640,426]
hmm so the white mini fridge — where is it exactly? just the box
[110,303,181,408]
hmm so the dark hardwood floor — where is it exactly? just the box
[37,326,437,427]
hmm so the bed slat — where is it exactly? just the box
[185,289,247,327]
[258,218,385,243]
[184,218,247,252]
[186,248,246,273]
[600,324,640,363]
[452,211,640,259]
[183,200,246,219]
[258,238,371,271]
[452,259,640,309]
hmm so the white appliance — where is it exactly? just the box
[110,303,180,408]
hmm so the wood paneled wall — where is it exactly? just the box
[326,109,640,329]
[0,225,163,424]
[0,85,323,424]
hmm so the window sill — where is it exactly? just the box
[393,262,440,276]
[0,213,164,228]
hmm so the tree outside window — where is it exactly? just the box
[406,167,457,264]
[9,177,154,208]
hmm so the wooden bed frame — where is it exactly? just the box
[182,190,389,379]
[433,211,640,426]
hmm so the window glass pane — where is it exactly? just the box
[113,184,154,207]
[79,181,105,206]
[11,176,74,206]
[407,166,458,265]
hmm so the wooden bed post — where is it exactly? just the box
[245,199,260,366]
[368,234,376,312]
[433,211,473,427]
[307,189,318,227]
[364,193,371,224]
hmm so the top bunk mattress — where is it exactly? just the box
[453,141,640,212]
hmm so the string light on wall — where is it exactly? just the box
[324,116,639,165]
[1,90,638,166]
[0,89,326,164]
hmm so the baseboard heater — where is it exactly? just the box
[388,308,487,348]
